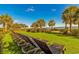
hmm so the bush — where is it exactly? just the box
[26,29,31,32]
[45,29,51,33]
[52,28,58,31]
[62,29,68,34]
[30,28,38,32]
[38,28,46,32]
[71,29,79,36]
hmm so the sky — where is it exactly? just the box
[0,4,79,27]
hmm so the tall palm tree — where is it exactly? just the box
[62,6,78,32]
[74,9,79,30]
[31,22,39,32]
[0,14,13,32]
[62,10,69,29]
[37,19,45,29]
[48,20,55,29]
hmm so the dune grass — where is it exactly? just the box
[16,30,79,54]
[2,32,22,54]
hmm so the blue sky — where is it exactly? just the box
[0,4,79,27]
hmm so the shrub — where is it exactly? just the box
[71,29,79,36]
[26,29,31,32]
[62,29,68,34]
[45,29,51,33]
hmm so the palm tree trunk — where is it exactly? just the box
[51,26,52,30]
[70,20,72,32]
[65,23,67,29]
[4,23,8,32]
[3,24,5,32]
[40,26,42,32]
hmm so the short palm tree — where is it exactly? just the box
[31,22,38,28]
[31,22,39,32]
[37,19,45,29]
[48,20,55,29]
[19,24,28,30]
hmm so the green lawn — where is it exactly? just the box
[16,31,79,54]
[2,32,22,54]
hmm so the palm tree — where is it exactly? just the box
[23,24,28,30]
[62,6,78,32]
[31,22,39,32]
[62,10,69,29]
[48,20,55,29]
[0,14,13,32]
[74,9,79,30]
[37,19,45,29]
[19,24,28,31]
[31,22,38,28]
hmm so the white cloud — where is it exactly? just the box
[25,6,35,12]
[51,8,56,12]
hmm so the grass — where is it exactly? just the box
[2,32,22,54]
[0,31,4,54]
[16,30,79,54]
